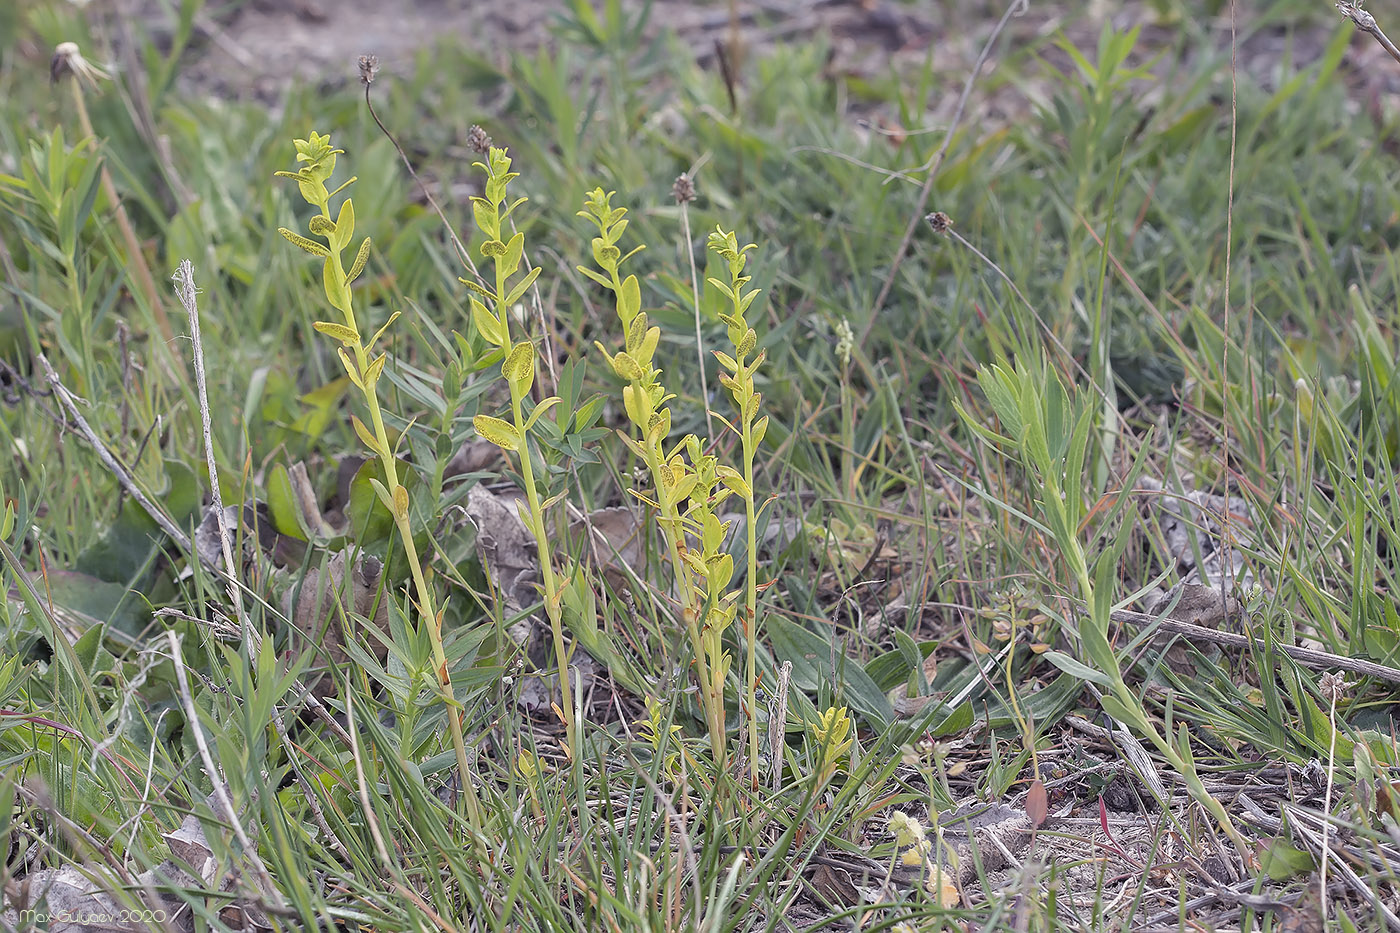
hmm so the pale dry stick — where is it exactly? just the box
[1106,608,1400,685]
[165,629,285,908]
[860,0,1028,347]
[1318,672,1350,921]
[1218,0,1240,652]
[766,660,792,794]
[36,353,195,556]
[1287,805,1400,931]
[171,260,255,648]
[626,753,704,933]
[161,256,346,861]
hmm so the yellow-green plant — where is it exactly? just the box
[579,189,735,768]
[807,705,852,789]
[636,699,684,781]
[460,146,577,754]
[578,192,774,786]
[707,227,770,786]
[275,132,480,827]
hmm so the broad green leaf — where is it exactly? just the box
[612,351,645,382]
[1041,649,1115,687]
[471,297,503,346]
[619,274,641,322]
[313,320,361,345]
[279,227,330,257]
[267,463,309,540]
[473,415,521,451]
[503,343,536,397]
[332,197,354,252]
[767,614,892,725]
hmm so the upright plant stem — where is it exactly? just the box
[741,423,760,787]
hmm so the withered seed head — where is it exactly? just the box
[358,54,379,86]
[672,173,696,204]
[50,41,109,88]
[467,124,493,154]
[925,211,953,235]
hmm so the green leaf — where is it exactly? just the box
[1257,838,1316,880]
[473,415,521,451]
[865,640,935,691]
[1040,649,1115,687]
[366,311,402,352]
[43,572,149,643]
[345,237,372,286]
[472,197,498,240]
[471,297,503,347]
[363,353,386,389]
[347,459,413,545]
[976,364,1024,441]
[612,351,645,382]
[332,197,355,252]
[928,701,974,737]
[501,231,525,278]
[1098,693,1151,734]
[267,464,309,540]
[75,462,201,586]
[752,415,769,448]
[767,614,892,725]
[458,277,497,302]
[619,274,641,323]
[313,320,361,346]
[278,227,330,257]
[351,415,386,459]
[368,477,395,514]
[503,343,536,397]
[576,266,613,290]
[502,265,542,309]
[523,397,562,432]
[1019,381,1053,473]
[337,348,363,389]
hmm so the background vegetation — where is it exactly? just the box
[3,0,1400,929]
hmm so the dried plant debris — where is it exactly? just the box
[441,438,503,480]
[190,500,300,577]
[1138,476,1255,626]
[281,548,391,698]
[1,789,273,933]
[465,484,604,712]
